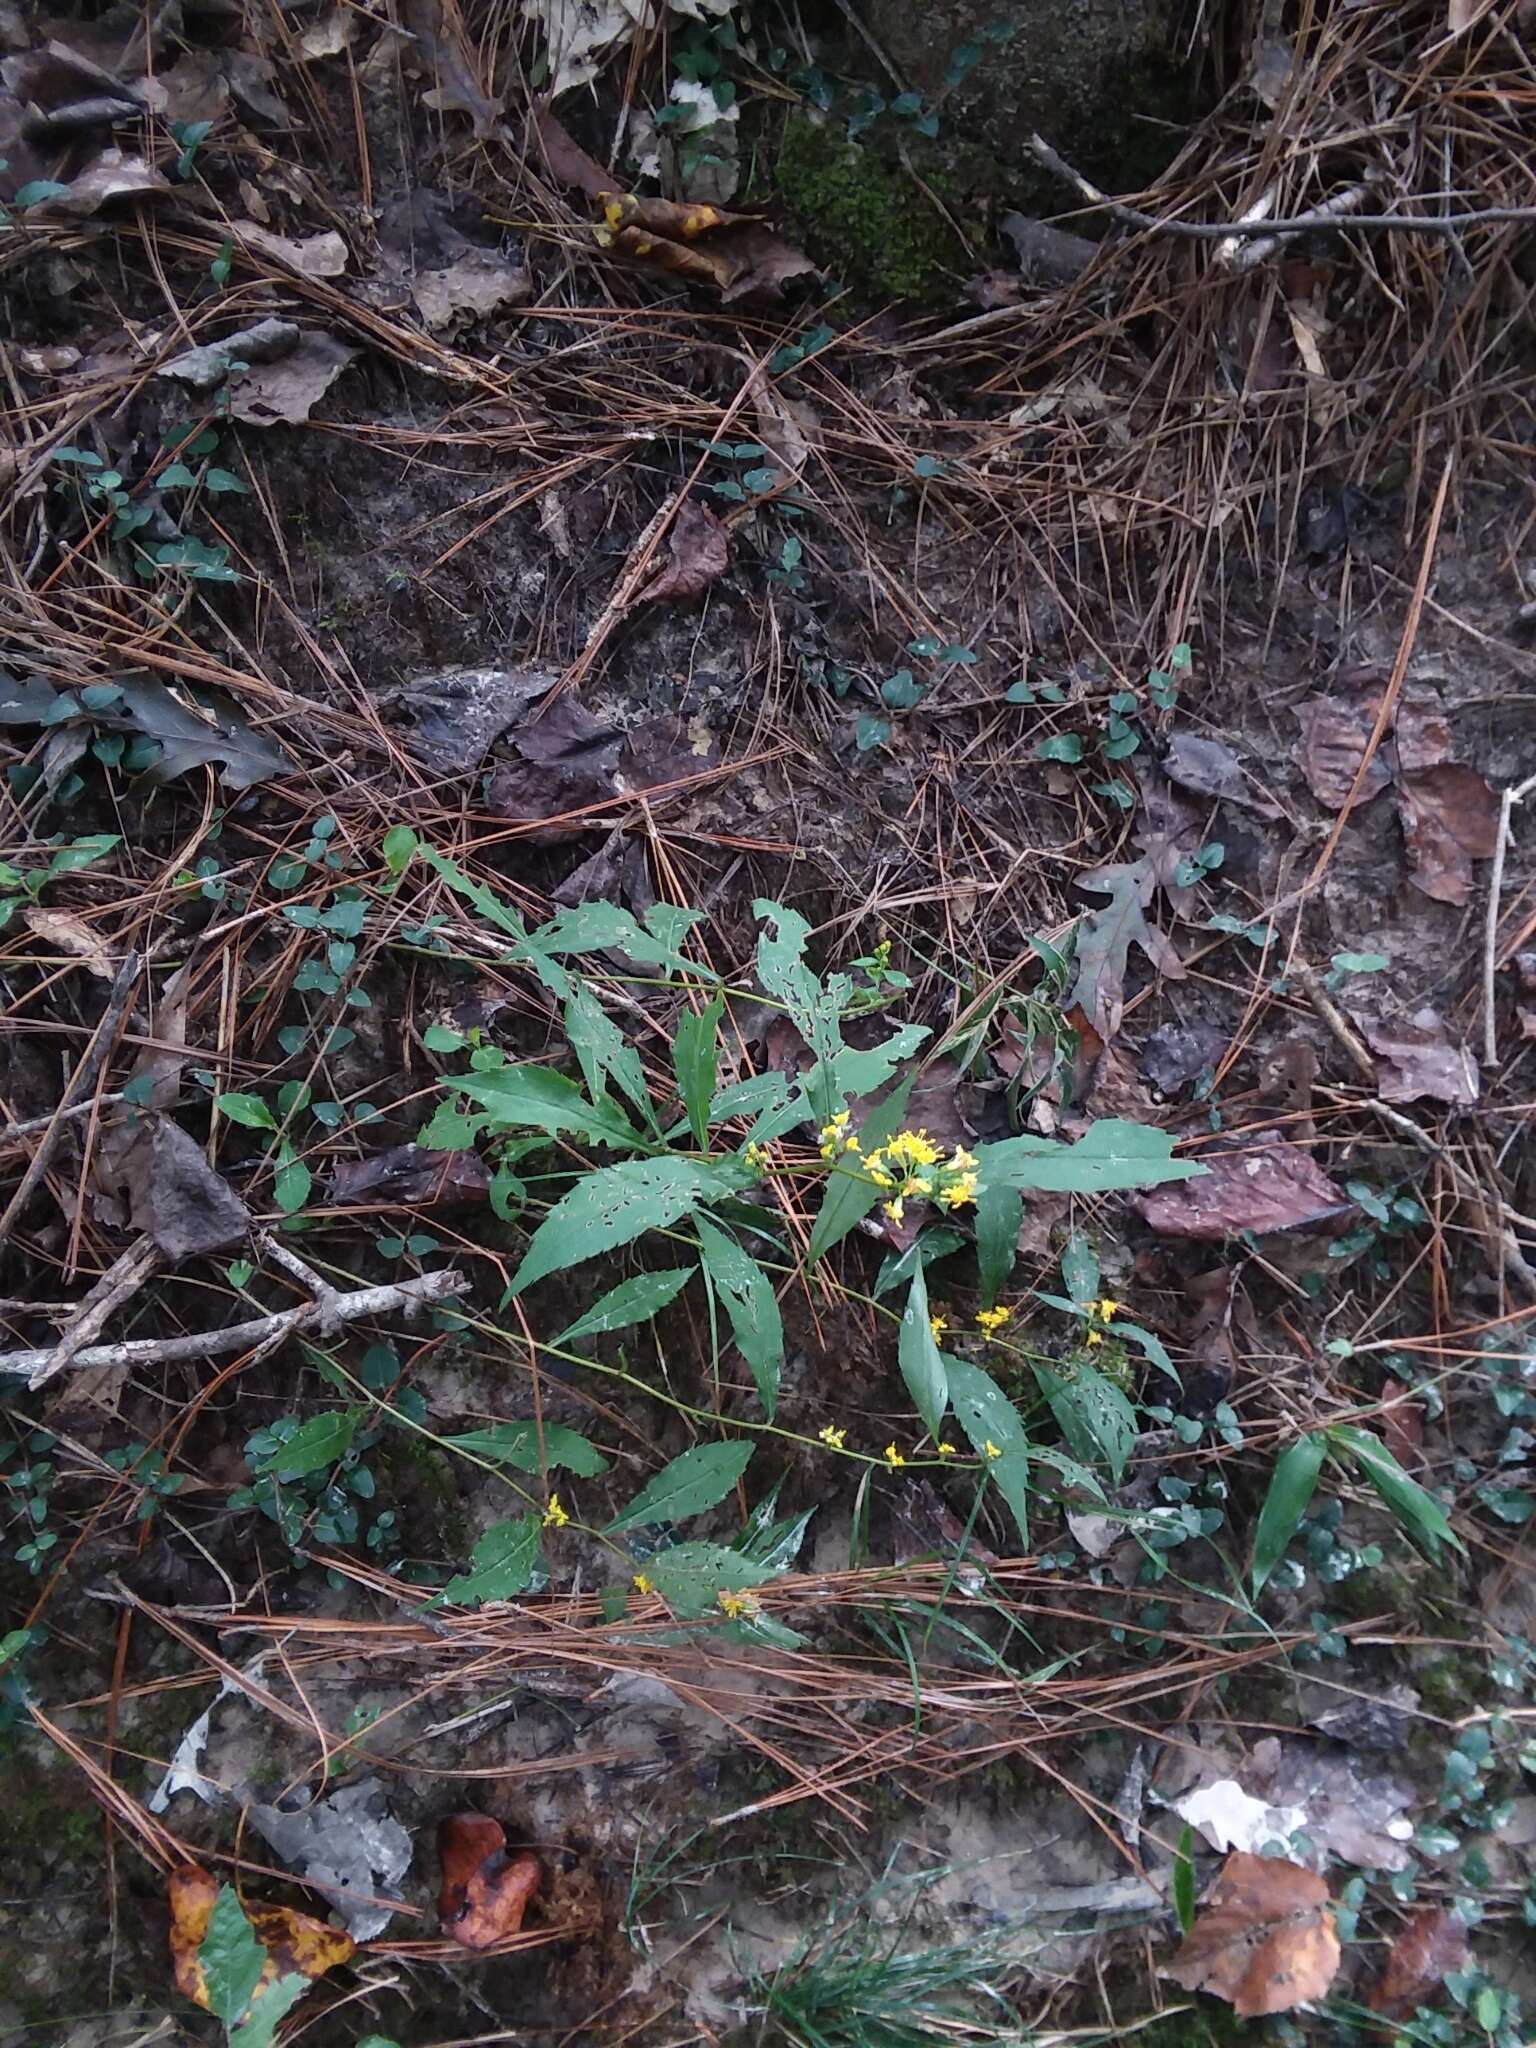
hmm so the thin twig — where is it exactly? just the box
[0,1269,470,1388]
[35,1233,162,1386]
[0,1093,126,1145]
[0,951,142,1247]
[1481,769,1536,1067]
[1026,133,1536,243]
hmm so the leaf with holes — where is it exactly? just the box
[979,1119,1203,1196]
[554,1268,695,1348]
[1034,1363,1135,1482]
[451,1064,643,1151]
[641,1541,778,1619]
[433,1516,543,1608]
[945,1354,1030,1550]
[697,1217,783,1419]
[606,1440,753,1532]
[512,1157,729,1293]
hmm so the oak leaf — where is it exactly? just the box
[1165,1851,1340,2017]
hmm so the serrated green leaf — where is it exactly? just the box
[978,1119,1204,1196]
[200,1886,268,2027]
[533,900,708,977]
[434,1515,543,1607]
[606,1440,753,1532]
[823,1023,930,1099]
[452,1064,643,1150]
[1251,1433,1326,1593]
[974,1180,1021,1307]
[673,993,723,1148]
[641,1541,777,1619]
[898,1264,948,1440]
[554,1267,695,1346]
[806,1077,913,1264]
[255,1410,359,1480]
[417,846,570,998]
[216,1091,275,1130]
[697,1216,783,1419]
[945,1354,1030,1550]
[445,1421,608,1476]
[1034,1364,1135,1483]
[1329,1423,1464,1560]
[512,1157,726,1294]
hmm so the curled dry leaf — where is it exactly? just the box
[159,317,300,393]
[329,1144,490,1206]
[412,247,530,330]
[168,1863,355,2010]
[226,331,358,427]
[1135,1142,1350,1241]
[1293,689,1392,810]
[534,110,816,301]
[235,222,349,277]
[119,1115,251,1261]
[437,1814,540,1950]
[1396,763,1498,905]
[1370,1906,1469,2017]
[638,499,730,607]
[1164,1851,1340,2017]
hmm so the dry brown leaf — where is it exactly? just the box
[227,332,358,427]
[1370,1906,1469,2017]
[1293,689,1392,809]
[1067,857,1185,1039]
[398,0,501,134]
[329,1144,490,1206]
[168,1863,355,2011]
[235,223,349,277]
[1397,764,1498,904]
[1165,1851,1340,2017]
[1361,1008,1478,1106]
[1134,1142,1351,1240]
[23,906,115,978]
[37,147,170,217]
[437,1815,540,1950]
[412,247,530,330]
[1163,732,1281,818]
[638,499,730,607]
[119,1115,251,1261]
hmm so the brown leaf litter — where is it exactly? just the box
[437,1814,541,1950]
[637,499,730,607]
[1165,1851,1340,2016]
[1370,1907,1470,2017]
[1134,1141,1351,1241]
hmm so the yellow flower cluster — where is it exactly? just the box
[884,1443,907,1469]
[633,1571,655,1596]
[542,1494,569,1529]
[743,1141,770,1175]
[717,1588,762,1621]
[975,1305,1012,1338]
[818,1424,847,1450]
[1083,1296,1120,1349]
[929,1314,948,1342]
[818,1109,861,1162]
[862,1130,980,1224]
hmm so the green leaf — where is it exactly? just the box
[1173,1825,1196,1936]
[1118,1321,1180,1385]
[444,1422,608,1476]
[231,1974,310,2048]
[897,1264,948,1440]
[564,986,654,1125]
[872,1226,967,1299]
[417,846,569,998]
[1060,1232,1099,1305]
[216,1092,276,1130]
[382,825,417,875]
[806,1076,913,1264]
[824,1023,929,1099]
[0,1628,32,1671]
[198,1885,267,2027]
[697,1216,783,1420]
[553,1267,695,1346]
[606,1440,753,1532]
[945,1354,1030,1551]
[512,1156,727,1294]
[1037,733,1084,765]
[42,834,120,880]
[1034,1364,1135,1483]
[673,994,723,1148]
[273,1151,311,1215]
[1251,1433,1327,1593]
[453,1064,643,1150]
[974,1180,1021,1307]
[1329,1424,1464,1560]
[641,1541,777,1620]
[978,1119,1205,1196]
[255,1410,359,1480]
[533,899,707,976]
[434,1515,543,1607]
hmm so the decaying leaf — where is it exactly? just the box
[637,499,730,607]
[114,677,291,789]
[329,1144,490,1206]
[486,698,623,843]
[1163,732,1281,818]
[1135,1142,1350,1241]
[119,1115,251,1261]
[235,223,349,278]
[1396,763,1498,905]
[1370,1906,1470,2017]
[168,1863,355,2011]
[247,1778,412,1941]
[1293,688,1392,810]
[226,331,358,427]
[1361,1008,1478,1106]
[22,906,116,979]
[397,0,502,134]
[1067,858,1185,1039]
[1173,1778,1304,1855]
[30,147,170,216]
[158,317,301,394]
[437,1814,540,1950]
[391,664,552,774]
[1164,1851,1340,2017]
[534,110,816,301]
[412,247,531,330]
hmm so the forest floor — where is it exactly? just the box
[2,2,1536,2045]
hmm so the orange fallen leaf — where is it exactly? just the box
[437,1814,541,1950]
[1370,1906,1469,2018]
[169,1863,355,2010]
[1165,1851,1340,2017]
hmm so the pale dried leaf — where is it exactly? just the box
[23,907,115,978]
[1361,1008,1479,1106]
[235,224,349,277]
[227,332,358,427]
[1134,1142,1350,1240]
[1165,1853,1340,2017]
[412,248,531,330]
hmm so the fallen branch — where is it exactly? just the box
[0,1269,470,1389]
[1481,768,1536,1067]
